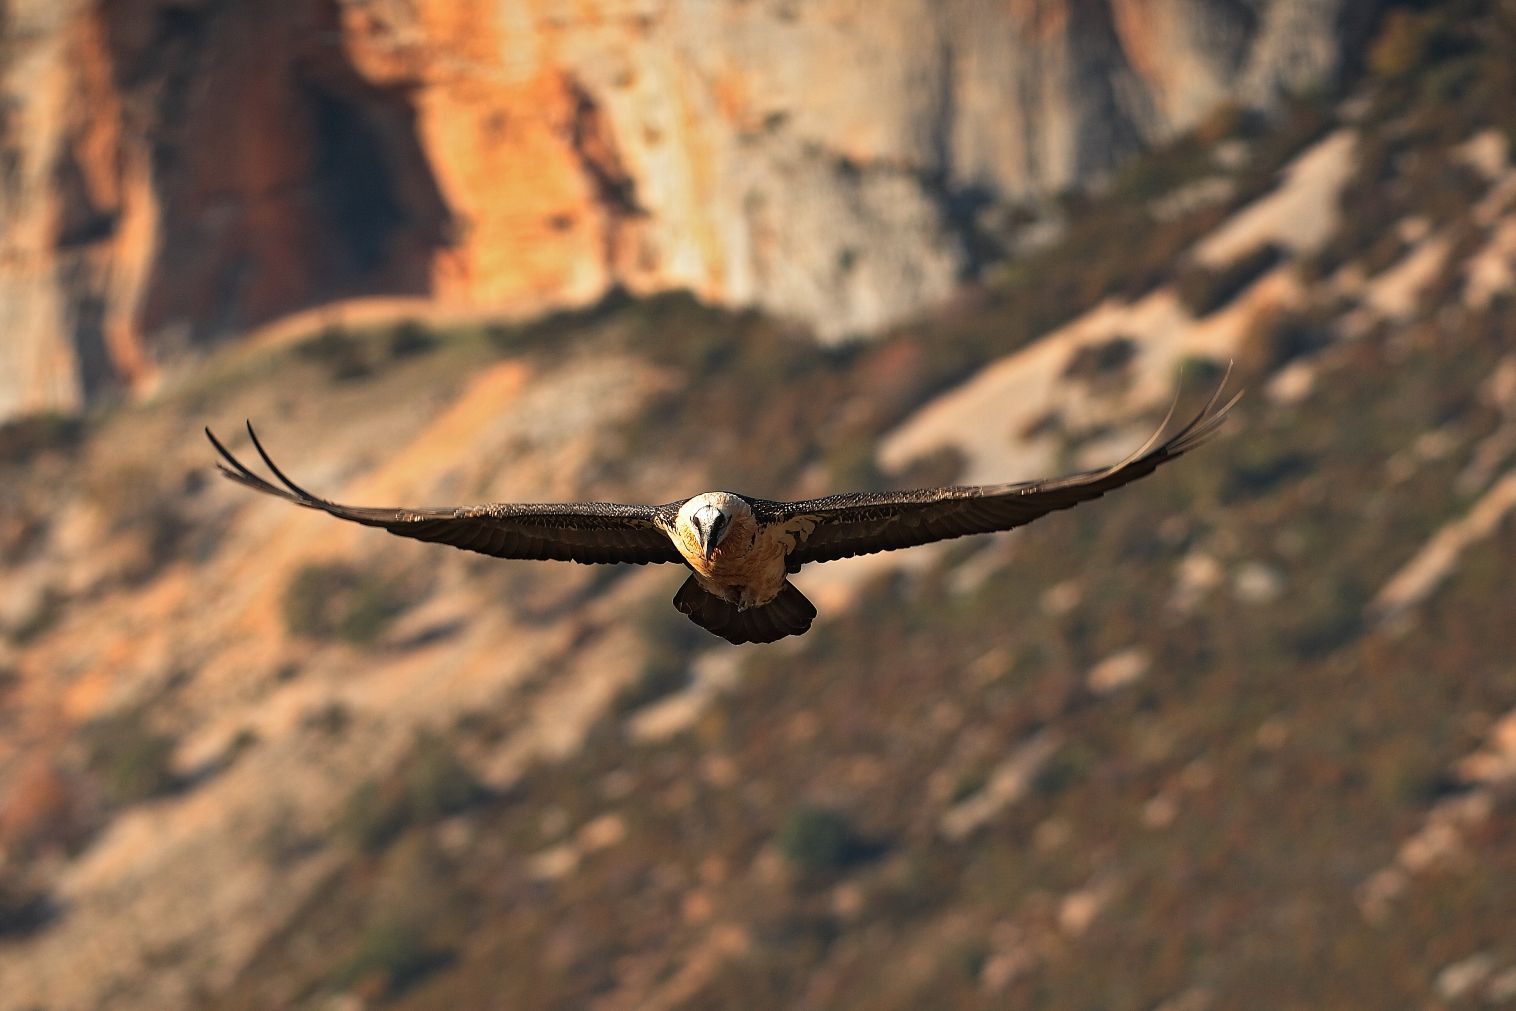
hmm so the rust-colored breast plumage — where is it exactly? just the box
[674,511,790,607]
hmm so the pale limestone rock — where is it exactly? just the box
[1233,560,1285,604]
[1487,965,1516,1003]
[1454,129,1509,181]
[1436,952,1497,1002]
[1171,550,1224,613]
[1360,232,1452,322]
[940,730,1060,840]
[1086,647,1150,694]
[1192,129,1359,266]
[1153,987,1217,1011]
[1370,469,1516,623]
[1041,578,1084,617]
[1056,875,1118,936]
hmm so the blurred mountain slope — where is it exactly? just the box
[0,0,1377,418]
[4,3,1516,1008]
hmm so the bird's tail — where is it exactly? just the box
[673,576,816,645]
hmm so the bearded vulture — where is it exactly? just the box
[206,373,1238,645]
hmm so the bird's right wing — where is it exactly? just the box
[761,370,1240,569]
[206,423,684,565]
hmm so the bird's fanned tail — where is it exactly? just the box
[672,577,816,645]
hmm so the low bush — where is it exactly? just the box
[1237,305,1335,375]
[1062,336,1139,384]
[82,707,179,805]
[0,413,84,464]
[614,661,691,716]
[778,806,868,875]
[294,327,374,382]
[386,320,439,360]
[282,562,410,645]
[1174,243,1283,317]
[339,733,489,853]
[0,876,55,939]
[330,919,449,997]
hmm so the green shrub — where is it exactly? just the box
[339,733,488,853]
[402,732,489,824]
[0,412,84,464]
[614,598,709,716]
[1237,305,1334,375]
[331,919,447,996]
[259,805,318,866]
[1223,448,1314,503]
[1031,743,1094,799]
[0,876,54,939]
[486,285,636,354]
[778,806,865,874]
[295,326,373,382]
[386,320,438,359]
[282,562,409,645]
[83,707,179,805]
[301,701,352,737]
[340,781,411,854]
[223,727,260,764]
[1368,9,1433,79]
[949,770,989,805]
[614,660,691,716]
[1172,353,1230,389]
[1062,336,1139,384]
[10,587,65,645]
[1174,243,1283,317]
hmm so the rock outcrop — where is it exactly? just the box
[0,0,1377,419]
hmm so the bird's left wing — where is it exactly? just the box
[206,423,683,565]
[759,372,1240,569]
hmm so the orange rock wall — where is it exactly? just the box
[0,0,1375,418]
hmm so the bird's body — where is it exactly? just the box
[670,492,792,609]
[207,372,1239,644]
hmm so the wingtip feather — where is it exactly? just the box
[1163,367,1243,457]
[207,424,271,488]
[244,420,322,503]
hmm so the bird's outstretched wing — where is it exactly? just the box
[205,423,683,565]
[759,369,1241,569]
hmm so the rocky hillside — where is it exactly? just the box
[0,0,1378,419]
[4,2,1516,1009]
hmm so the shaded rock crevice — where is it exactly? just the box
[99,0,456,347]
[562,74,646,270]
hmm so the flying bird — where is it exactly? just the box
[206,373,1238,645]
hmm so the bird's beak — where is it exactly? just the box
[700,537,717,562]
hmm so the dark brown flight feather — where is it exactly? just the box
[205,422,683,566]
[756,364,1242,569]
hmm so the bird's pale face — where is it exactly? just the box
[677,493,745,562]
[690,503,730,561]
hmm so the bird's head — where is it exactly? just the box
[678,492,748,562]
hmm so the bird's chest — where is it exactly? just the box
[688,527,789,608]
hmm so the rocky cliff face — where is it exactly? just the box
[0,0,1376,419]
[4,4,1516,1002]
